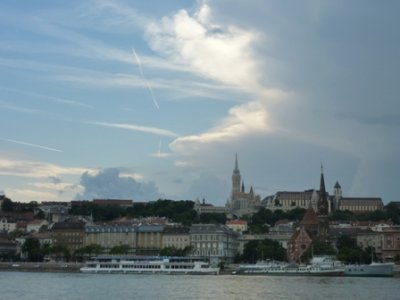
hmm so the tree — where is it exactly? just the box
[301,239,336,262]
[49,243,71,262]
[241,239,287,263]
[336,235,370,264]
[1,197,14,212]
[74,244,103,260]
[109,245,130,255]
[22,238,42,262]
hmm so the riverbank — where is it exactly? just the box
[0,262,83,273]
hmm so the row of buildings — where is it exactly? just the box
[196,155,384,218]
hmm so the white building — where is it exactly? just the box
[190,224,240,264]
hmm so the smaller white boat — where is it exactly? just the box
[345,262,394,277]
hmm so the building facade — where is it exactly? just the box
[85,223,136,252]
[162,226,190,250]
[287,168,331,262]
[190,224,240,263]
[136,225,165,254]
[51,221,85,252]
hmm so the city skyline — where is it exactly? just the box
[1,1,399,204]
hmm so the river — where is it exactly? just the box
[0,271,399,300]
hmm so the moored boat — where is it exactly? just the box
[345,262,394,277]
[233,256,345,276]
[80,256,219,275]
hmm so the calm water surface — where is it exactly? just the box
[0,272,399,300]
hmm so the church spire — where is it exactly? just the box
[234,153,239,172]
[232,154,241,194]
[320,163,326,195]
[317,163,329,216]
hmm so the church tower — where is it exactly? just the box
[232,154,241,194]
[332,181,342,211]
[317,164,329,216]
[317,164,330,238]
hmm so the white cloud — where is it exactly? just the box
[28,182,78,191]
[6,188,59,202]
[0,157,96,179]
[144,3,289,160]
[146,3,264,94]
[86,121,179,137]
[170,101,269,154]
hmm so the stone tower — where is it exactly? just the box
[317,164,330,238]
[232,154,241,195]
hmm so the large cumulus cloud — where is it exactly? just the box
[75,168,163,201]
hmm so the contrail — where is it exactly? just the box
[158,139,162,157]
[132,47,160,110]
[0,138,63,153]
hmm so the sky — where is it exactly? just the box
[0,0,399,205]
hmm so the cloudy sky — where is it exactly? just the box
[0,0,399,204]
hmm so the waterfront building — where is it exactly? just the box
[356,227,400,261]
[225,154,261,217]
[162,226,190,250]
[84,223,136,252]
[381,227,400,261]
[357,231,383,258]
[190,224,240,264]
[51,221,85,252]
[136,225,165,255]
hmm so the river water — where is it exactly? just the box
[0,272,399,300]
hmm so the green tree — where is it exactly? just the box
[301,239,336,262]
[336,235,364,263]
[1,196,14,212]
[49,243,71,262]
[198,213,226,224]
[109,245,131,255]
[22,238,42,262]
[241,239,287,263]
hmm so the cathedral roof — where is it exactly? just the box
[300,207,319,226]
[334,181,341,189]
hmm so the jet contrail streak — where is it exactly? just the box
[132,47,160,110]
[0,138,63,153]
[146,81,160,110]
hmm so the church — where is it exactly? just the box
[225,154,261,217]
[287,168,330,262]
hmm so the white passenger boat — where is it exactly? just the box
[80,256,220,275]
[345,262,394,277]
[233,256,345,276]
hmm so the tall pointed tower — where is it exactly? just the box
[317,164,329,216]
[317,164,330,238]
[232,154,241,195]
